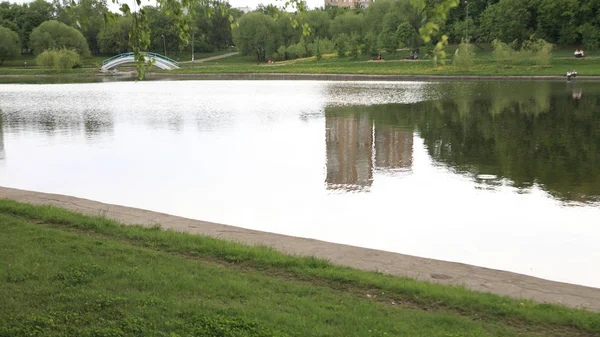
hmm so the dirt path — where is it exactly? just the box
[180,52,238,64]
[1,186,599,312]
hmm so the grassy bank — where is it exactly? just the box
[1,46,598,78]
[1,199,599,337]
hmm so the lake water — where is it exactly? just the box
[1,79,599,288]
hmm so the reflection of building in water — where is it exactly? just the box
[374,127,413,171]
[0,114,4,161]
[326,114,373,191]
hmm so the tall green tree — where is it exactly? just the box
[62,0,108,55]
[330,11,364,37]
[29,20,90,56]
[0,26,20,65]
[477,0,533,43]
[97,15,131,54]
[232,12,279,61]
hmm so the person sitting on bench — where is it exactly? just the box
[574,49,585,58]
[405,51,418,60]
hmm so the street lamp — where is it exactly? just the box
[465,0,469,42]
[161,35,167,57]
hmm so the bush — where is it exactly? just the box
[361,32,379,57]
[312,38,323,60]
[0,26,21,66]
[334,33,349,57]
[30,20,90,57]
[286,39,307,59]
[492,39,514,66]
[36,48,83,70]
[521,38,553,66]
[453,40,475,71]
[492,37,553,66]
[319,38,335,55]
[349,32,362,58]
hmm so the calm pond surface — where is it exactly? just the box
[1,79,599,288]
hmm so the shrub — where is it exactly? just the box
[36,48,83,70]
[275,45,287,61]
[492,37,553,67]
[312,38,323,60]
[452,40,475,71]
[286,39,307,59]
[521,38,553,66]
[348,32,362,58]
[29,20,90,57]
[319,38,335,55]
[492,39,514,66]
[361,32,379,57]
[334,33,349,57]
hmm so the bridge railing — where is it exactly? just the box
[101,52,179,67]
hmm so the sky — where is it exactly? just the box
[9,0,325,12]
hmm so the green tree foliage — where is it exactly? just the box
[312,37,323,60]
[56,0,108,55]
[377,13,401,54]
[302,10,330,43]
[348,32,362,58]
[35,48,83,69]
[0,0,54,50]
[97,16,131,54]
[579,23,600,51]
[0,26,20,65]
[286,38,307,59]
[361,31,378,57]
[452,40,474,70]
[334,33,349,57]
[536,0,579,45]
[29,20,90,56]
[477,0,532,43]
[397,22,417,49]
[330,11,364,37]
[232,12,279,61]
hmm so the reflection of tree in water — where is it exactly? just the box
[326,81,600,202]
[83,110,114,139]
[1,108,113,140]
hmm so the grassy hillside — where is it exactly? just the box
[1,199,599,337]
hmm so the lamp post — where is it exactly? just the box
[465,0,469,42]
[191,29,195,62]
[161,35,167,57]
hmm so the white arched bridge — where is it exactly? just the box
[100,52,180,71]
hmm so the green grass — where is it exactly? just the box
[167,51,600,77]
[1,46,596,77]
[0,199,599,337]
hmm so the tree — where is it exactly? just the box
[377,13,401,54]
[330,11,364,37]
[334,33,349,57]
[29,20,90,56]
[537,0,579,45]
[477,0,532,43]
[361,31,378,57]
[396,22,417,49]
[61,0,108,55]
[302,10,331,42]
[20,0,55,49]
[232,12,279,61]
[0,26,20,65]
[97,15,131,54]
